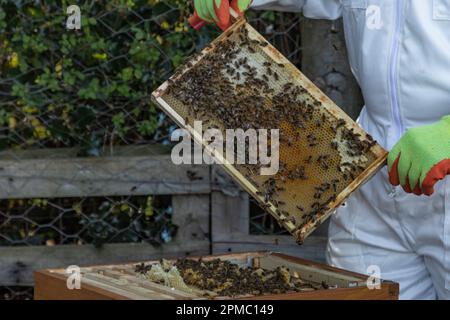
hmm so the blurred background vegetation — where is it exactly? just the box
[0,0,212,153]
[0,1,295,153]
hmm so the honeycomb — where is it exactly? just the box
[153,19,386,243]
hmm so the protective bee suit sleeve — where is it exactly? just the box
[251,0,342,19]
[251,0,450,300]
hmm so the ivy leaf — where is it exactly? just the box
[120,67,133,81]
[77,78,100,99]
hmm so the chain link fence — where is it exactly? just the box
[0,285,33,300]
[0,1,303,298]
[0,195,174,247]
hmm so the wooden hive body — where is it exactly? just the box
[152,17,387,243]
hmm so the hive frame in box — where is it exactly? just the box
[34,251,399,300]
[151,16,387,243]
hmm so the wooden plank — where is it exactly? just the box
[101,269,198,299]
[81,272,174,300]
[211,191,250,242]
[211,165,250,241]
[301,19,364,120]
[212,236,327,263]
[241,284,399,300]
[107,266,213,298]
[0,240,209,286]
[0,145,172,160]
[0,152,211,199]
[34,270,131,300]
[172,195,210,242]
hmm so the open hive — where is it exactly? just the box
[34,252,399,300]
[134,257,329,297]
[152,17,387,243]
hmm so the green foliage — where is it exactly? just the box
[0,109,9,126]
[0,0,216,152]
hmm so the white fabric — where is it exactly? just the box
[252,0,450,299]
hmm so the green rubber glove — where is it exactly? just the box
[231,0,253,14]
[194,0,224,23]
[388,115,450,196]
[193,0,252,29]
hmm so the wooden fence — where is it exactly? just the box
[0,145,327,287]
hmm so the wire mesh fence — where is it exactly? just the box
[249,198,289,235]
[0,286,33,300]
[0,1,303,299]
[0,195,174,247]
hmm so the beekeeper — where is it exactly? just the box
[192,0,450,299]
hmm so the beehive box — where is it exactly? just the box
[151,16,387,243]
[34,251,398,300]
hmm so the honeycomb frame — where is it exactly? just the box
[152,17,387,244]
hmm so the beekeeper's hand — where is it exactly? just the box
[192,0,252,30]
[388,115,450,196]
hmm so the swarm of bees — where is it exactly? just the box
[162,23,378,240]
[135,258,325,297]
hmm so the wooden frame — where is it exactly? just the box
[151,17,387,244]
[34,251,399,300]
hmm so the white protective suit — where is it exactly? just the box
[252,0,450,299]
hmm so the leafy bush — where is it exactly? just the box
[0,0,217,154]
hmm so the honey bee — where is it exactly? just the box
[273,72,279,81]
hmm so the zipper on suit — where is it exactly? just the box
[389,0,405,143]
